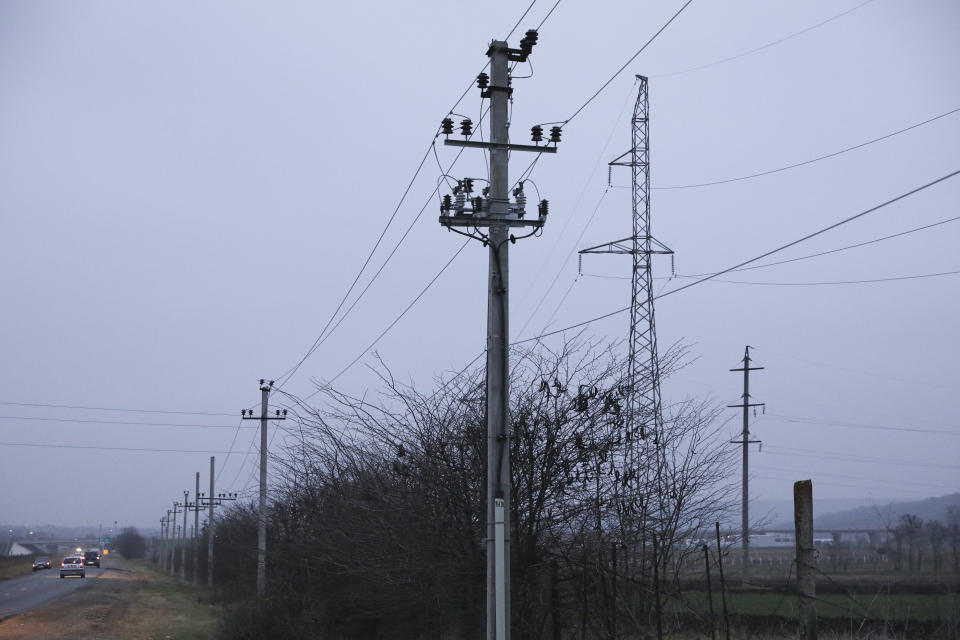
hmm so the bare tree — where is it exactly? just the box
[217,337,737,639]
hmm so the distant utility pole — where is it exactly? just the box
[438,29,554,640]
[192,471,200,584]
[164,510,173,571]
[728,346,764,584]
[207,456,215,587]
[180,490,189,581]
[170,501,181,577]
[198,456,238,587]
[159,516,167,569]
[243,380,286,597]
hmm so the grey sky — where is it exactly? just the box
[1,0,958,530]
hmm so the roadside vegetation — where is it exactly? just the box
[0,555,42,581]
[0,556,217,640]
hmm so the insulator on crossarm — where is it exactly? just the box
[538,199,549,219]
[455,189,466,214]
[460,118,473,137]
[513,184,526,218]
[530,125,543,142]
[520,29,538,56]
[476,72,489,90]
[549,126,562,144]
[441,117,454,136]
[441,194,452,212]
[463,177,474,193]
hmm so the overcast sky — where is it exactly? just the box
[1,0,958,531]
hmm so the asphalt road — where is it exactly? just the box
[0,564,103,620]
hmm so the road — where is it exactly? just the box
[0,565,103,621]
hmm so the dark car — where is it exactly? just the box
[82,550,100,567]
[32,556,51,571]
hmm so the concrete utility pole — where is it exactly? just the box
[193,471,200,584]
[794,480,816,640]
[159,516,167,569]
[181,490,188,581]
[728,346,764,584]
[242,380,286,596]
[438,29,554,640]
[165,510,173,571]
[169,502,181,576]
[208,456,215,587]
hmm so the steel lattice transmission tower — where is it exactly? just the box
[580,75,672,444]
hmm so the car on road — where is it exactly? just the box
[60,557,85,579]
[82,550,100,567]
[32,556,51,571]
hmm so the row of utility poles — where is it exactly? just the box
[155,380,285,594]
[156,456,236,586]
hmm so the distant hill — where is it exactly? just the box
[811,493,960,529]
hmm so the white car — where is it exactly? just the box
[59,556,85,579]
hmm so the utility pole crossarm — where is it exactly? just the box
[443,139,556,154]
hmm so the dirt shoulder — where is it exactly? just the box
[0,557,218,640]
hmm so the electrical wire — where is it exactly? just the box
[513,168,960,345]
[562,0,695,126]
[684,268,960,287]
[589,268,960,286]
[0,441,237,454]
[752,465,959,492]
[514,80,637,339]
[0,400,234,417]
[652,0,878,78]
[0,415,250,429]
[273,2,548,391]
[753,474,942,497]
[669,214,960,277]
[762,413,958,436]
[762,445,960,470]
[328,240,470,385]
[655,106,960,190]
[753,346,960,392]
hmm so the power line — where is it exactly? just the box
[562,0,695,125]
[662,268,960,287]
[517,187,611,338]
[665,214,960,277]
[753,474,944,497]
[273,2,550,390]
[0,414,250,429]
[652,0,878,78]
[328,240,470,384]
[762,445,960,470]
[0,400,235,417]
[762,412,958,435]
[0,441,237,454]
[753,465,960,492]
[655,106,960,190]
[753,346,960,391]
[513,168,960,345]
